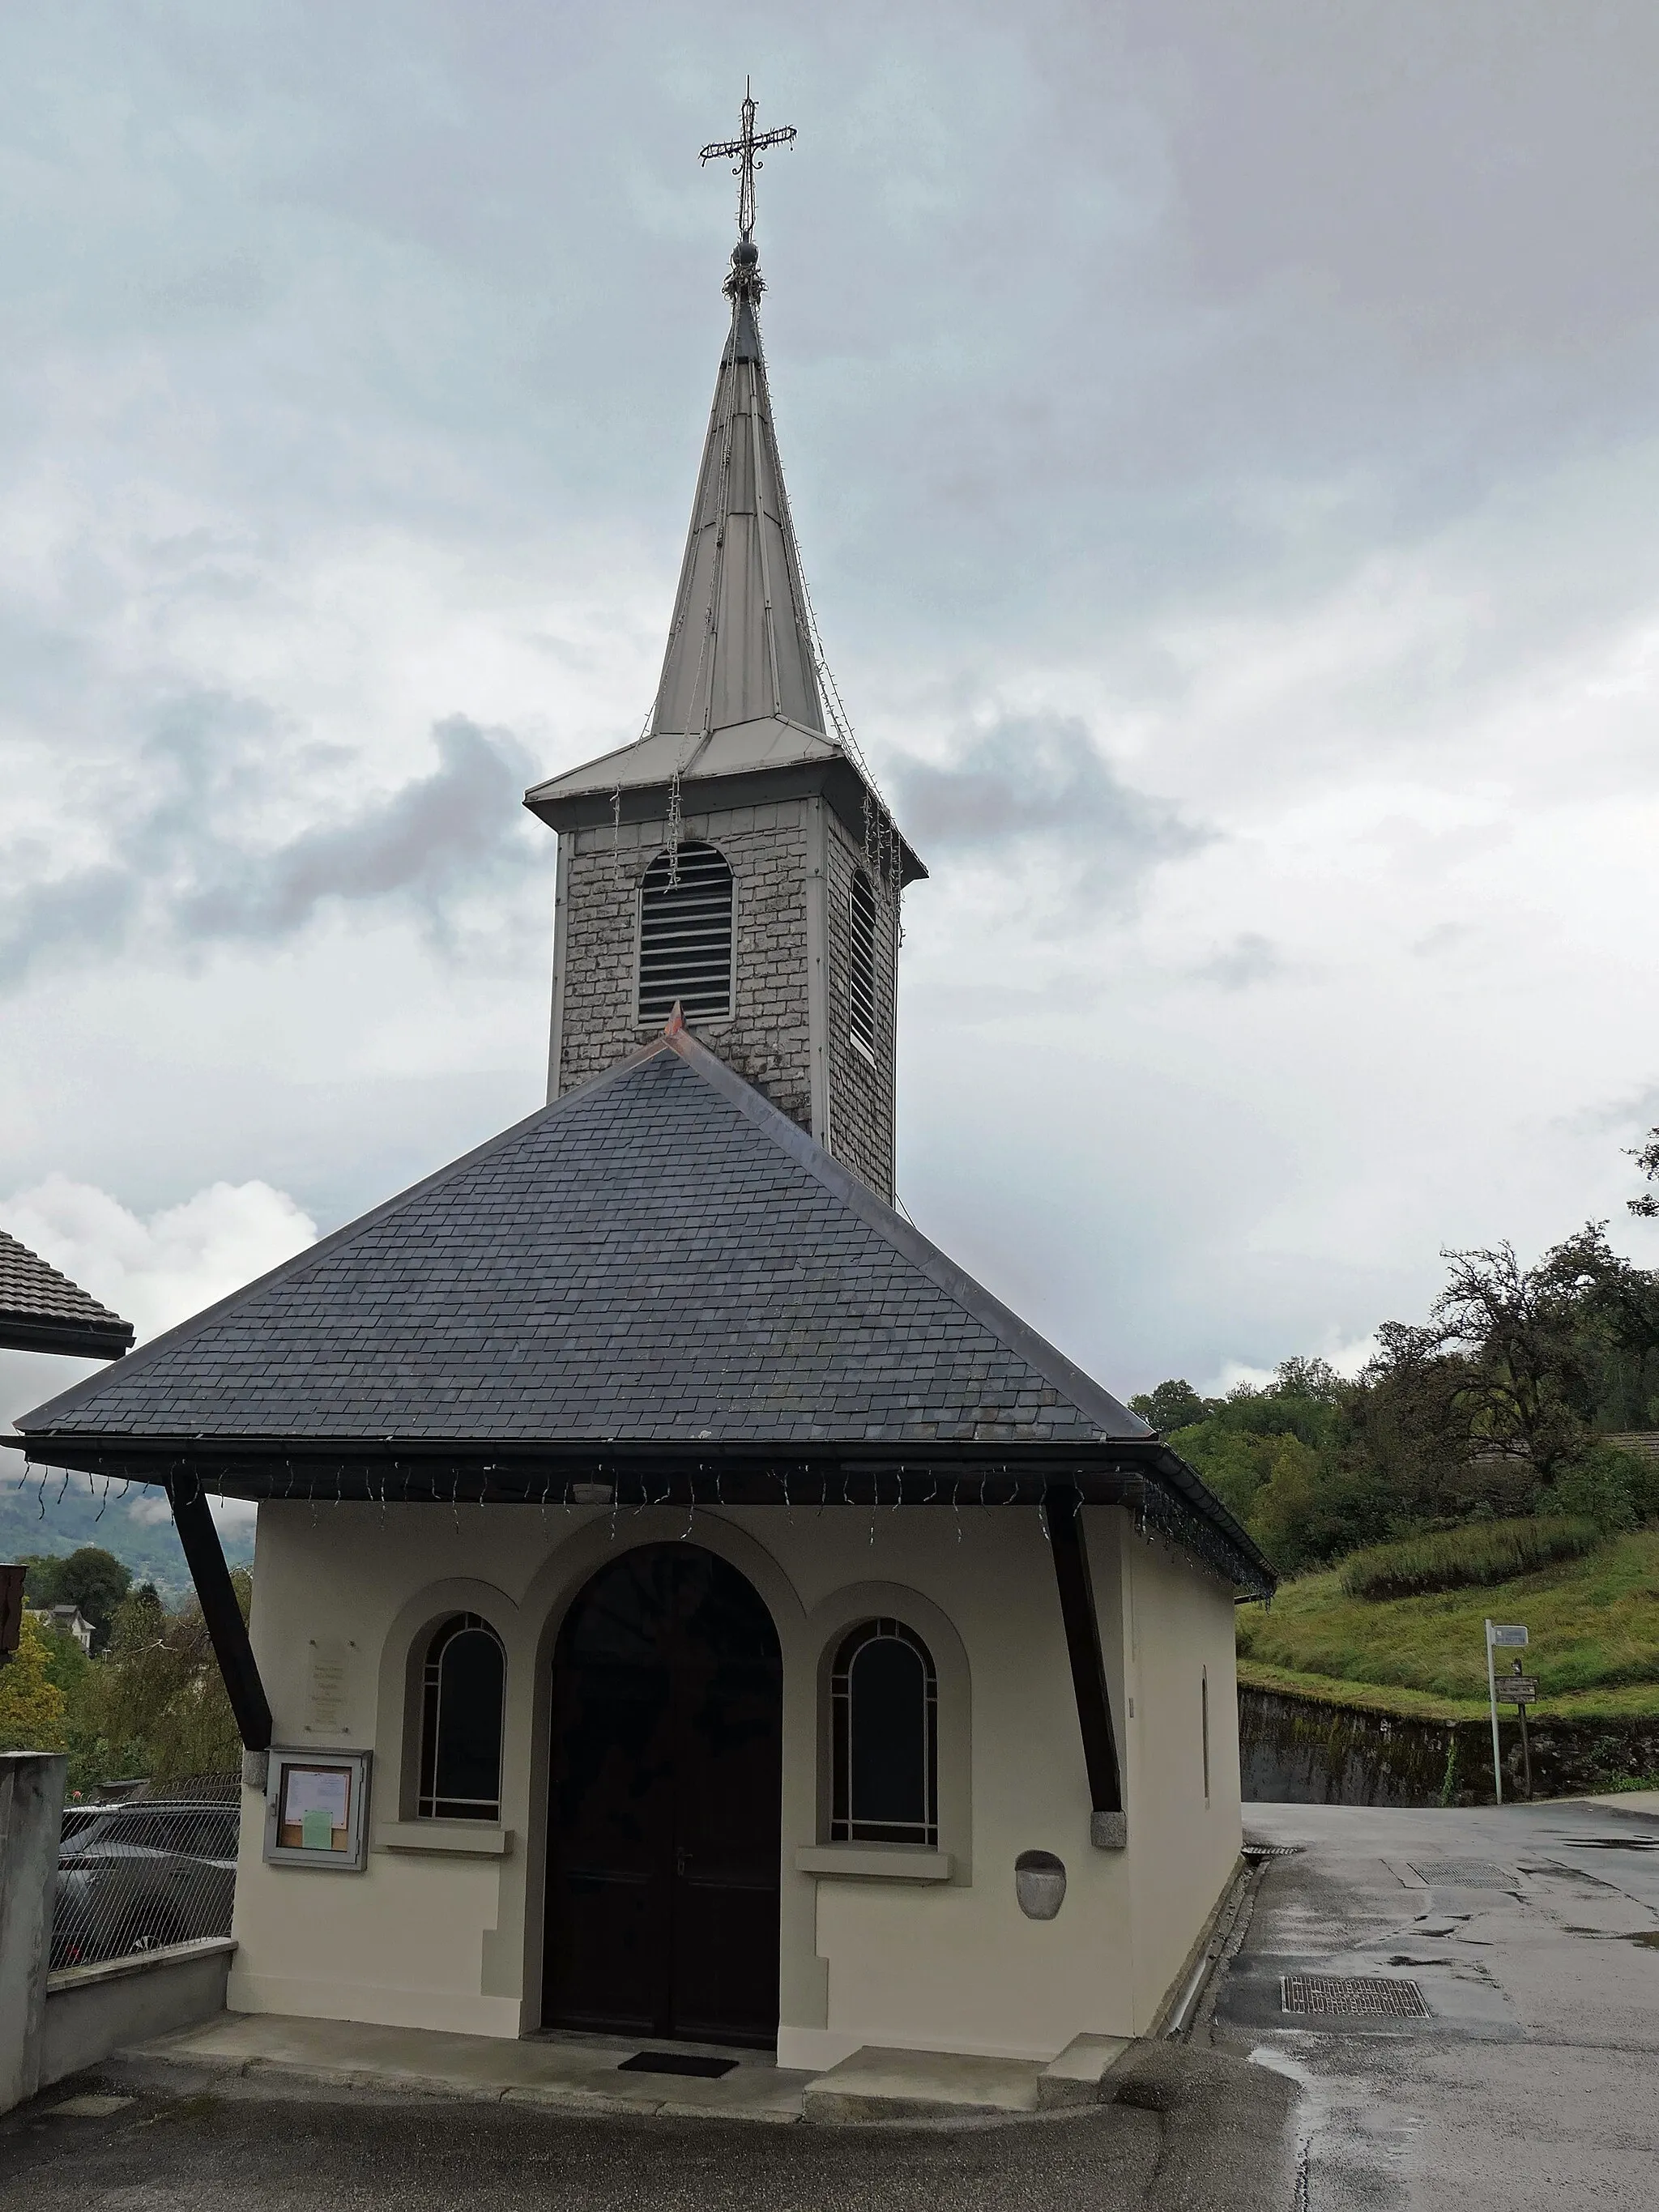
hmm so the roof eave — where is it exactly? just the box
[0,1316,133,1361]
[523,752,928,886]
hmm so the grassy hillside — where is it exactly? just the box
[1238,1526,1659,1712]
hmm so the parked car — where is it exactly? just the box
[53,1801,239,1969]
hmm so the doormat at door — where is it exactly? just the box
[617,2051,737,2079]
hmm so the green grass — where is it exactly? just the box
[1237,1525,1659,1707]
[1338,1516,1605,1600]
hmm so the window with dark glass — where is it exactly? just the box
[418,1614,505,1821]
[830,1618,937,1846]
[848,868,877,1061]
[637,842,734,1025]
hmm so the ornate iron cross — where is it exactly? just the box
[700,79,796,243]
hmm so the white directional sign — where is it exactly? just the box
[1485,1622,1531,1803]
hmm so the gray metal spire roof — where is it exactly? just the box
[520,243,934,884]
[646,254,824,744]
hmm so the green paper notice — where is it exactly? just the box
[301,1806,334,1851]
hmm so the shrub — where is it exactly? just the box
[1550,1444,1659,1531]
[1338,1515,1604,1601]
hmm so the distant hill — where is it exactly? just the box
[0,1467,255,1600]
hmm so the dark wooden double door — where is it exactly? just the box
[543,1545,783,2047]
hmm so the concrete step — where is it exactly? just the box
[802,2045,1045,2123]
[1037,2033,1135,2109]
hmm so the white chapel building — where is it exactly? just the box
[19,157,1273,2074]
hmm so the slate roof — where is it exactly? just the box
[18,1034,1149,1449]
[12,1033,1273,1591]
[0,1229,134,1360]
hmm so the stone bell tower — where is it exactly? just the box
[523,139,923,1205]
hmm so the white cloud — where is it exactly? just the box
[2,1174,317,1348]
[3,3,1659,1412]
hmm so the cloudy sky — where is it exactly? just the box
[5,0,1659,1439]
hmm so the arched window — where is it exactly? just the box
[638,842,734,1025]
[848,868,877,1061]
[418,1614,505,1822]
[831,1618,937,1847]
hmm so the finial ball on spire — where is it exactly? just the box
[731,241,759,268]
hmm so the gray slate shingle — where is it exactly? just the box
[19,1035,1149,1448]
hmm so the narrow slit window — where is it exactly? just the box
[831,1618,937,1847]
[638,842,734,1025]
[1201,1666,1210,1805]
[848,868,877,1061]
[419,1614,505,1822]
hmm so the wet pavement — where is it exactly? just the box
[7,1796,1653,2210]
[1213,1796,1659,2212]
[0,2047,1295,2212]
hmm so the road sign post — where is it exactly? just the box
[1485,1622,1528,1805]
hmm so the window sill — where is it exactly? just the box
[795,1844,953,1882]
[375,1822,513,1859]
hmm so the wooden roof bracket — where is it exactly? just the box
[1047,1482,1127,1851]
[166,1471,272,1770]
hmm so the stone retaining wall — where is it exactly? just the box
[1240,1684,1659,1805]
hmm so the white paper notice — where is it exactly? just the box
[284,1767,350,1829]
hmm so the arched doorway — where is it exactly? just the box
[543,1543,783,2046]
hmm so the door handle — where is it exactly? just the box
[676,1847,690,1877]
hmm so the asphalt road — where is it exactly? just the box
[13,1796,1653,2212]
[0,2042,1296,2212]
[1209,1797,1659,2212]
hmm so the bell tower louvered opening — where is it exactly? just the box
[848,867,877,1061]
[637,842,735,1025]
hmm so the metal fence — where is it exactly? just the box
[52,1773,240,1971]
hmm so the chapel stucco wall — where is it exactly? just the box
[231,1498,1240,2059]
[1116,1522,1243,2027]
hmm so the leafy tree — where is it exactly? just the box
[1130,1379,1211,1432]
[1244,1436,1324,1573]
[19,1545,134,1652]
[1627,1128,1659,1219]
[1427,1241,1595,1477]
[74,1575,247,1784]
[0,1613,69,1752]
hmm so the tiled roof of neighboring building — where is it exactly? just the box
[0,1230,134,1360]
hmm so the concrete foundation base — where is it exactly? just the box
[116,2010,1139,2125]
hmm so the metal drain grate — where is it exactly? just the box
[1409,1860,1516,1888]
[1243,1843,1303,1862]
[1282,1975,1430,2019]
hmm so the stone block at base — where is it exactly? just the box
[803,2045,1044,2123]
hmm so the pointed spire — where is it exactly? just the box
[647,237,825,744]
